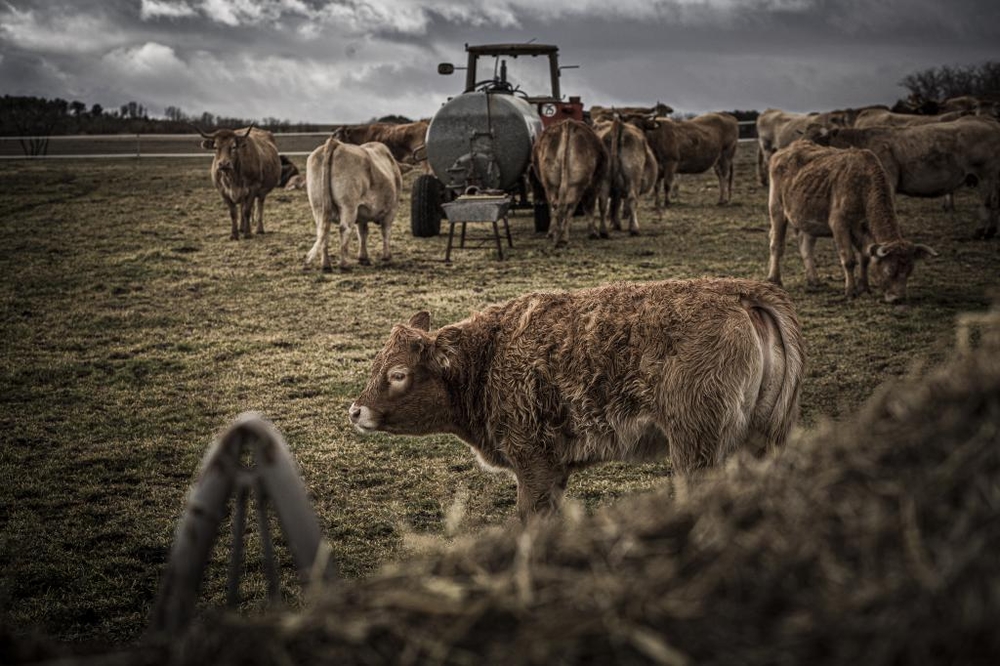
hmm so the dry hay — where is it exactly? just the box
[167,308,1000,666]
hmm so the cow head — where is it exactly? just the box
[193,125,254,173]
[350,311,455,436]
[868,241,939,303]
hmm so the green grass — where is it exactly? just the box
[1,144,997,648]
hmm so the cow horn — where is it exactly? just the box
[242,125,254,138]
[188,123,216,140]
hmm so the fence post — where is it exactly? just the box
[136,133,141,159]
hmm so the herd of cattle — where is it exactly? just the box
[190,93,998,519]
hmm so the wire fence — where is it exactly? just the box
[0,123,758,161]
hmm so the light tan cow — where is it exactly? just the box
[350,278,805,520]
[194,125,281,240]
[767,140,938,302]
[755,108,851,186]
[852,108,970,128]
[593,117,658,236]
[531,119,609,246]
[304,138,402,271]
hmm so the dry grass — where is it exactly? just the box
[0,142,997,649]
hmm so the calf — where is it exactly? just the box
[350,278,805,521]
[532,119,609,245]
[304,138,402,271]
[767,140,938,302]
[195,125,281,240]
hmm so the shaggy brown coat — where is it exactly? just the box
[304,138,402,271]
[196,126,281,240]
[589,103,672,124]
[350,278,805,520]
[593,117,658,236]
[531,119,609,246]
[807,117,1000,238]
[331,120,430,167]
[767,140,938,302]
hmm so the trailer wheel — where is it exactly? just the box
[533,201,550,234]
[411,174,443,237]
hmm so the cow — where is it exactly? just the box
[852,108,971,129]
[755,109,851,186]
[593,116,658,236]
[279,154,299,187]
[331,119,429,169]
[806,117,1000,239]
[194,125,281,240]
[531,119,608,246]
[633,112,739,207]
[589,103,672,124]
[304,137,402,271]
[767,140,938,303]
[349,277,805,521]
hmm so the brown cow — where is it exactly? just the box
[852,108,971,128]
[806,117,1000,238]
[350,277,805,520]
[755,108,852,186]
[593,117,658,236]
[532,119,609,245]
[767,140,938,302]
[278,154,299,187]
[195,125,281,240]
[331,120,429,168]
[635,112,739,207]
[304,138,402,271]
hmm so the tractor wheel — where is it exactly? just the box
[411,174,443,237]
[533,201,550,234]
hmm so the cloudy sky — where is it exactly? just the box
[1,0,997,124]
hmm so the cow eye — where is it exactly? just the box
[389,369,407,383]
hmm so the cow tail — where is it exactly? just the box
[556,122,571,208]
[745,293,805,450]
[612,119,625,193]
[321,138,338,224]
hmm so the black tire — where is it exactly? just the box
[411,174,443,237]
[533,201,550,234]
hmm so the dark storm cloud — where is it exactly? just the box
[0,0,997,123]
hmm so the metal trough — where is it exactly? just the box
[442,193,513,261]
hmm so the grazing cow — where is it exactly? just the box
[532,119,608,245]
[279,155,299,187]
[589,103,672,124]
[304,138,402,271]
[634,112,739,207]
[806,117,1000,238]
[195,125,281,240]
[350,277,805,520]
[755,109,851,186]
[593,117,658,236]
[767,140,938,302]
[331,120,429,168]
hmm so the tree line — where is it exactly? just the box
[899,61,1000,103]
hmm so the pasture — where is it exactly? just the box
[1,142,997,648]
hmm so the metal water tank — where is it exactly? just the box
[425,92,543,193]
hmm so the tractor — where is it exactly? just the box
[410,43,584,237]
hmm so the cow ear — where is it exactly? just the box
[867,243,883,258]
[200,139,215,150]
[914,244,939,260]
[408,311,431,331]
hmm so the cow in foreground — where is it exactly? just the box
[593,116,658,236]
[350,278,805,521]
[532,119,608,245]
[304,137,402,271]
[195,125,281,240]
[767,140,938,302]
[331,120,429,169]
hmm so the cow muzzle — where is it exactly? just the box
[217,160,234,172]
[349,402,377,433]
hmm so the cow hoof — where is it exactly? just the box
[230,235,239,241]
[358,257,372,266]
[766,276,782,287]
[629,230,641,237]
[600,232,610,240]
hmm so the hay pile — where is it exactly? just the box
[171,313,1000,666]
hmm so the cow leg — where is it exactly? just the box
[609,192,623,232]
[592,195,609,239]
[305,209,334,272]
[757,145,769,188]
[226,199,239,241]
[254,195,266,235]
[379,217,393,263]
[355,220,371,266]
[798,232,822,289]
[662,167,676,208]
[626,188,640,236]
[766,195,788,286]
[513,458,569,523]
[240,201,253,238]
[976,182,999,239]
[338,210,358,270]
[857,233,873,295]
[552,205,571,247]
[829,223,858,297]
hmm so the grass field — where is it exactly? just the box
[1,142,997,648]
